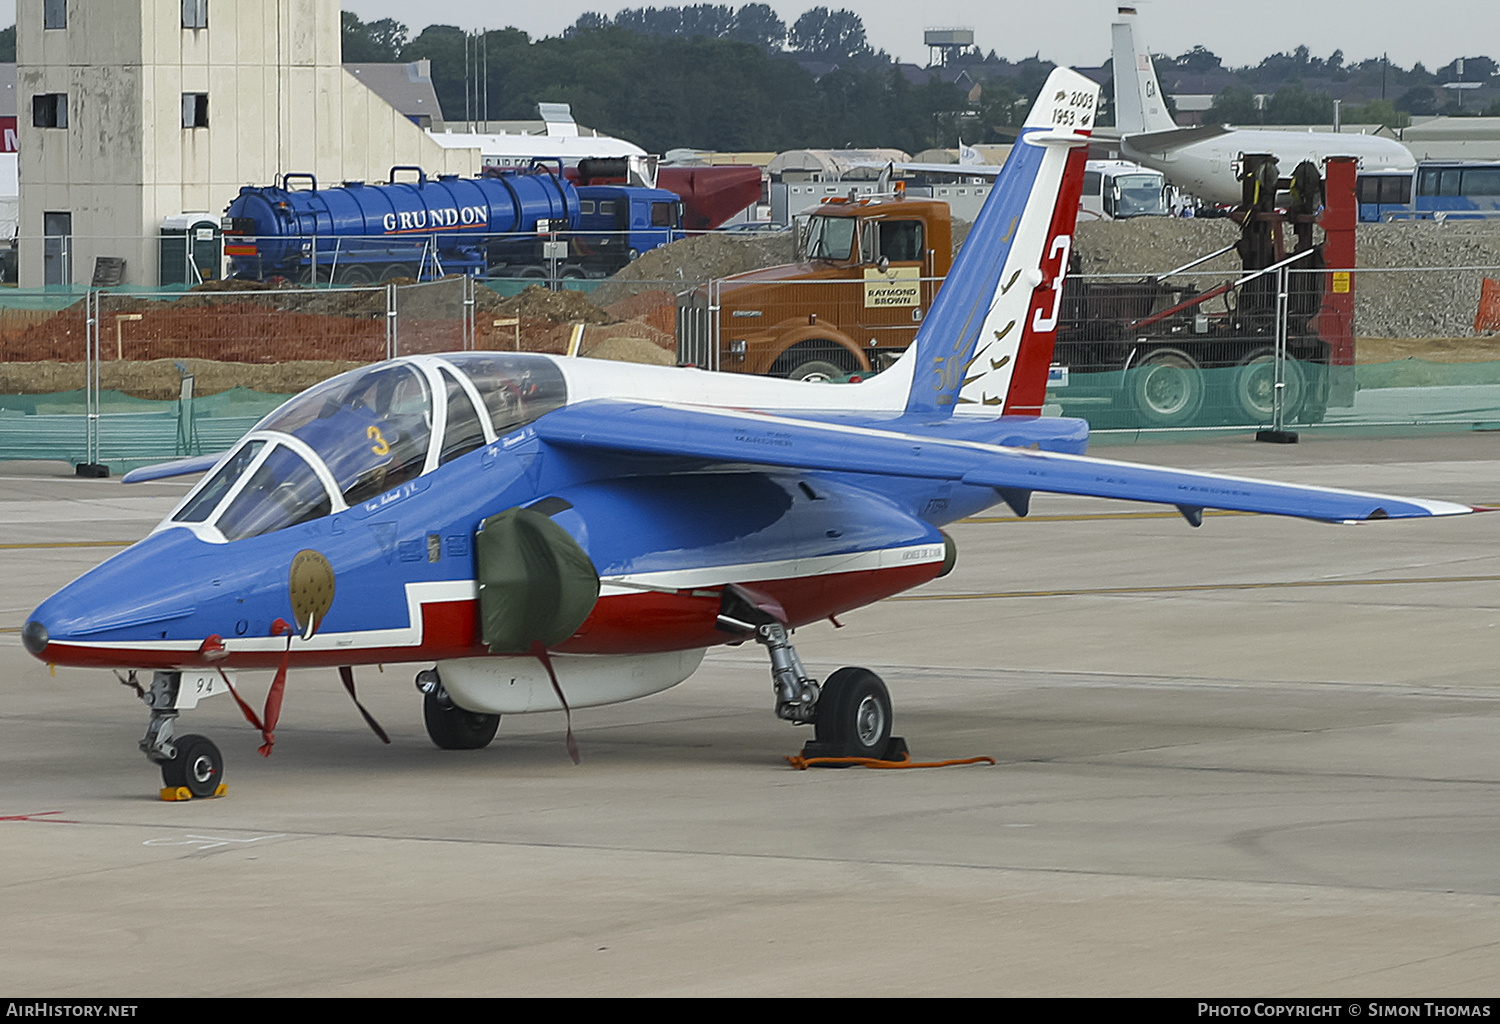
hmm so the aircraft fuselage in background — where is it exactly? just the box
[1109,6,1415,206]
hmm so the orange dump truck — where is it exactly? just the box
[678,189,952,380]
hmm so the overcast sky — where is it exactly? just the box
[341,0,1500,70]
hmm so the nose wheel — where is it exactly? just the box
[160,734,225,799]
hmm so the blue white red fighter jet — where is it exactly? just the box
[21,70,1478,796]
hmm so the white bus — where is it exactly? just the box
[1080,160,1170,220]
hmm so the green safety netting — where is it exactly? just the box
[0,387,290,466]
[8,359,1500,468]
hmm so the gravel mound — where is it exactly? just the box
[1066,217,1500,339]
[613,231,796,284]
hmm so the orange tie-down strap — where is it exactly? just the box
[784,752,997,770]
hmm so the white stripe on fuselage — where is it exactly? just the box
[49,543,947,657]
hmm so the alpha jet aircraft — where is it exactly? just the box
[21,69,1476,797]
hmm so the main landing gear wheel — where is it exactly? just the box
[814,667,894,759]
[420,684,500,750]
[159,733,224,798]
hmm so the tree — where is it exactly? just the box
[566,12,611,36]
[727,4,786,52]
[678,5,737,38]
[401,25,469,117]
[1172,46,1222,74]
[1396,86,1438,115]
[1208,85,1263,125]
[1437,56,1498,83]
[342,12,408,62]
[1264,83,1333,124]
[788,8,871,61]
[1342,98,1409,129]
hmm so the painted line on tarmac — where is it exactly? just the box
[895,573,1500,601]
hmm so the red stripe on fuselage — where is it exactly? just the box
[40,560,944,670]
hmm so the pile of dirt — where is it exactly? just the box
[611,231,795,285]
[0,301,385,364]
[1072,218,1243,276]
[1068,217,1500,340]
[581,334,675,365]
[1355,336,1500,364]
[475,284,615,325]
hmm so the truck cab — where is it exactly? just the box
[574,185,682,272]
[705,190,951,380]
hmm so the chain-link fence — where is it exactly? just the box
[0,273,699,468]
[5,258,1500,469]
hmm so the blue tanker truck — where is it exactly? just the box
[221,164,683,284]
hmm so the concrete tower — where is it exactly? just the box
[17,0,479,287]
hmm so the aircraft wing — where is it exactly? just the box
[535,400,1474,522]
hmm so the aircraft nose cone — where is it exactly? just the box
[21,619,49,656]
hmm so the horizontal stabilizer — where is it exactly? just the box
[1120,123,1232,156]
[535,400,1475,523]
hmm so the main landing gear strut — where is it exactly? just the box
[718,585,906,761]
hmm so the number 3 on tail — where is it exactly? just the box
[1031,235,1072,333]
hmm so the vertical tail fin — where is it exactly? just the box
[1111,7,1178,135]
[904,67,1098,418]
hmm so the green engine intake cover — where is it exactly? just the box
[475,506,600,654]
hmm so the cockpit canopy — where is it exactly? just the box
[168,353,567,542]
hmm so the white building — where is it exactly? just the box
[16,0,481,287]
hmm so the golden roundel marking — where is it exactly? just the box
[289,549,336,638]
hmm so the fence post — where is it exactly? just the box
[463,274,475,351]
[1256,263,1299,444]
[386,282,398,360]
[708,277,720,373]
[86,289,97,467]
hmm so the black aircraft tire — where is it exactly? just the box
[423,690,501,750]
[160,734,224,798]
[814,667,893,758]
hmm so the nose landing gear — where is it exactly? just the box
[136,671,228,800]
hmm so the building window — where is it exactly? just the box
[44,0,66,29]
[32,94,68,129]
[181,0,208,29]
[181,93,209,128]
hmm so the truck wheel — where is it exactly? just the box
[1128,347,1205,426]
[772,341,856,383]
[1229,349,1305,424]
[334,264,376,285]
[380,263,417,282]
